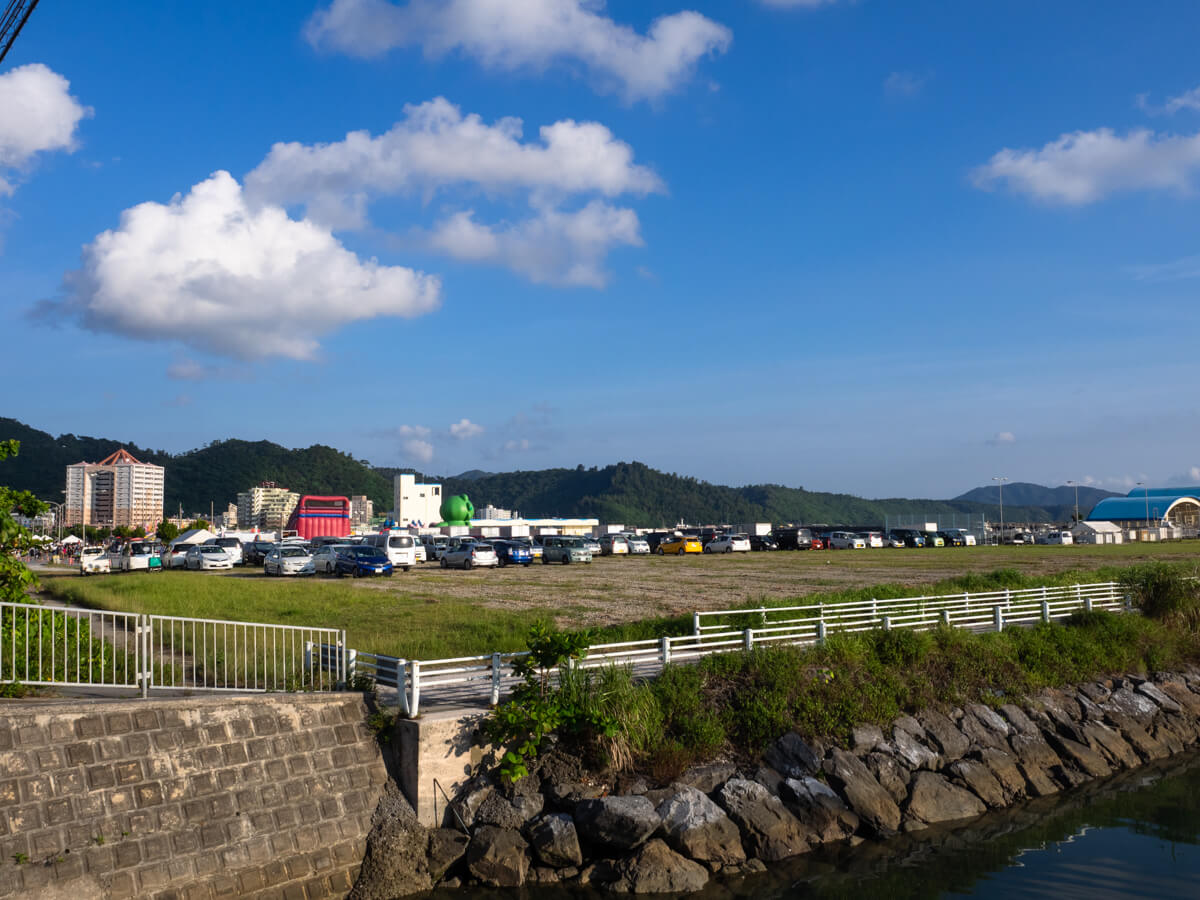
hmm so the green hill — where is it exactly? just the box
[0,418,391,514]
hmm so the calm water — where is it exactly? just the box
[440,750,1200,900]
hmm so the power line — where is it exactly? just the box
[0,0,40,66]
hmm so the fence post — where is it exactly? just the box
[396,659,409,716]
[1084,595,1093,613]
[410,660,421,717]
[941,608,951,627]
[660,636,671,667]
[1041,600,1050,623]
[872,598,878,618]
[340,630,349,688]
[490,653,502,706]
[993,606,1004,633]
[1124,592,1132,612]
[817,620,827,645]
[882,615,891,632]
[743,629,753,653]
[692,612,701,636]
[139,615,149,699]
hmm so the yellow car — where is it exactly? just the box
[657,536,703,555]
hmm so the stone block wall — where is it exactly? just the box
[0,693,388,899]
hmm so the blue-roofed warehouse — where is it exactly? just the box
[1087,487,1200,531]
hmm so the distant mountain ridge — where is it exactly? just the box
[954,482,1121,509]
[1,417,1094,526]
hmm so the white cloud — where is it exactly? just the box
[757,0,843,7]
[1138,85,1200,116]
[503,438,532,453]
[986,431,1016,446]
[427,200,642,286]
[972,127,1200,205]
[44,171,440,361]
[883,71,926,98]
[0,63,90,196]
[304,0,731,102]
[449,418,484,440]
[397,424,431,438]
[245,97,663,227]
[402,438,434,463]
[1127,253,1200,282]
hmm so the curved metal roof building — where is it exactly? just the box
[1088,487,1200,527]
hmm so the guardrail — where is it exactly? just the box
[340,581,1129,716]
[1,601,347,695]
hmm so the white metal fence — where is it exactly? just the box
[341,581,1130,716]
[0,601,347,695]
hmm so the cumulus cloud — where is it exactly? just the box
[40,171,440,361]
[402,438,434,463]
[304,0,731,102]
[245,97,663,228]
[971,127,1200,205]
[1138,85,1200,116]
[396,424,431,438]
[0,63,90,196]
[427,200,642,286]
[449,418,484,440]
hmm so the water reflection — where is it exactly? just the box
[435,750,1200,900]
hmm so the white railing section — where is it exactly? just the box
[340,581,1130,717]
[0,601,347,696]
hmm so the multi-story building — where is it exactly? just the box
[236,482,300,532]
[477,504,515,520]
[393,474,442,528]
[65,449,165,532]
[349,495,374,529]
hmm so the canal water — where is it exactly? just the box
[435,749,1200,899]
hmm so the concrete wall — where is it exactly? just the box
[0,693,388,899]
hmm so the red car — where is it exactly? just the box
[810,537,825,550]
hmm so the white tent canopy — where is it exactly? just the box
[60,534,83,544]
[170,528,217,549]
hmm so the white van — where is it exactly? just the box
[359,530,417,571]
[1042,531,1073,545]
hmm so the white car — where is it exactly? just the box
[80,546,111,575]
[205,537,245,565]
[705,534,751,553]
[599,535,629,555]
[186,545,233,570]
[859,532,885,548]
[441,542,499,569]
[166,543,196,568]
[264,545,314,576]
[311,544,353,575]
[410,536,427,563]
[623,535,651,555]
[829,531,867,550]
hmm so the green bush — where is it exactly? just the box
[1120,562,1200,627]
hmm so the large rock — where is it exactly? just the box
[574,796,661,851]
[1009,734,1064,796]
[717,777,813,861]
[1103,688,1160,725]
[904,772,986,825]
[1104,710,1168,761]
[962,705,1011,747]
[1135,682,1182,714]
[427,829,469,883]
[823,749,901,836]
[851,724,885,755]
[1156,681,1200,717]
[891,727,940,771]
[466,826,530,888]
[918,710,970,761]
[975,747,1027,801]
[947,759,1005,809]
[864,751,911,805]
[780,777,859,843]
[1080,722,1140,769]
[998,704,1039,737]
[473,792,526,830]
[528,813,583,869]
[1152,718,1189,753]
[674,760,737,794]
[350,784,432,900]
[656,785,746,865]
[448,776,494,829]
[1078,682,1112,704]
[764,732,821,778]
[613,839,710,894]
[1045,733,1112,779]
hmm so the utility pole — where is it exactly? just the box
[1067,480,1080,525]
[1137,482,1149,541]
[992,476,1008,545]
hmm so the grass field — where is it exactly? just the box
[35,542,1200,659]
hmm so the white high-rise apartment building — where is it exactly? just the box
[393,474,442,527]
[65,449,165,531]
[349,495,374,529]
[237,483,300,532]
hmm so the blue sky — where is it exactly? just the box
[2,0,1199,498]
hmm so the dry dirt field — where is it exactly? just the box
[347,542,1199,628]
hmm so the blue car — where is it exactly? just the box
[492,540,533,567]
[334,545,393,577]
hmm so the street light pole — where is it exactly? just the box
[992,476,1008,545]
[1067,480,1080,525]
[1137,481,1149,540]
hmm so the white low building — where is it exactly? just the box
[1069,521,1123,545]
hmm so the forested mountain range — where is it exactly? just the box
[2,417,1088,525]
[954,482,1120,509]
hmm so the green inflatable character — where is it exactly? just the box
[437,494,475,527]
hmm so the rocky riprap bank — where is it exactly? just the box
[351,668,1200,897]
